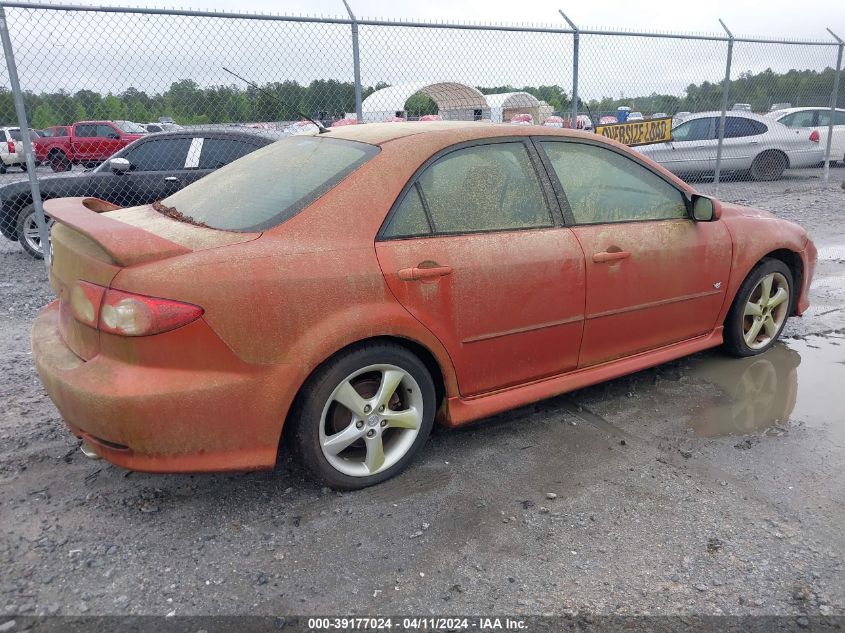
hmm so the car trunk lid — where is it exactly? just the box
[45,197,258,360]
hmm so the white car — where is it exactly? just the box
[144,122,183,133]
[628,111,644,121]
[637,111,824,181]
[0,127,36,173]
[766,107,845,164]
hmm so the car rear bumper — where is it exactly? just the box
[32,301,291,473]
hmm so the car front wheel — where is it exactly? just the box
[16,204,54,259]
[723,258,793,357]
[288,343,436,489]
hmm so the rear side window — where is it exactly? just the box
[161,137,378,231]
[392,142,552,236]
[198,138,258,169]
[55,127,68,137]
[721,117,767,138]
[818,110,845,126]
[383,186,431,238]
[75,124,96,137]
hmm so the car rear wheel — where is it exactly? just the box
[0,164,6,174]
[288,343,436,489]
[723,258,793,357]
[48,151,70,172]
[16,204,54,259]
[750,151,787,181]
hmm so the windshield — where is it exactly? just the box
[114,120,146,134]
[160,136,379,231]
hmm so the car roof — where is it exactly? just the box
[326,121,499,145]
[678,110,771,122]
[768,106,845,115]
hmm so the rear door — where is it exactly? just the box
[375,139,586,396]
[717,116,769,171]
[537,138,731,367]
[71,123,98,160]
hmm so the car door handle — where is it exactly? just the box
[593,250,631,263]
[163,177,180,183]
[397,265,453,281]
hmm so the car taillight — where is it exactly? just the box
[809,130,820,143]
[70,282,202,336]
[7,140,15,154]
[70,281,105,328]
[100,288,203,336]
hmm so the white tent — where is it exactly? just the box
[486,92,542,123]
[362,81,490,123]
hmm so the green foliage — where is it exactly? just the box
[4,66,843,128]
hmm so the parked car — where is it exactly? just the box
[598,115,618,125]
[628,111,644,121]
[0,127,37,173]
[766,107,845,164]
[32,121,816,489]
[651,112,668,119]
[1,129,275,258]
[34,120,146,172]
[143,122,184,133]
[770,103,792,112]
[732,103,752,111]
[637,111,823,180]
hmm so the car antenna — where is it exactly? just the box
[222,67,330,134]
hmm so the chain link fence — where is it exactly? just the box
[0,2,842,262]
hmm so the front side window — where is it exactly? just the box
[779,111,815,128]
[96,124,118,138]
[541,141,687,224]
[162,136,378,231]
[671,118,713,142]
[396,142,552,235]
[9,129,22,141]
[817,111,845,126]
[123,137,192,171]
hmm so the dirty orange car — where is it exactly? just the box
[32,121,817,489]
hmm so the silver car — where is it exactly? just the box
[636,111,824,181]
[766,107,845,164]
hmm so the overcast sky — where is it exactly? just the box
[7,0,844,104]
[47,0,845,39]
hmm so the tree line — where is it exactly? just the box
[1,67,841,128]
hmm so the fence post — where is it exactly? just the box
[0,4,50,267]
[823,28,843,184]
[714,18,733,191]
[342,0,363,123]
[559,10,578,124]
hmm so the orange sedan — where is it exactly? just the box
[32,122,816,488]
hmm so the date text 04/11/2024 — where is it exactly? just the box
[306,616,528,630]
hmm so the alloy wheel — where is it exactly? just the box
[742,272,790,350]
[319,364,424,477]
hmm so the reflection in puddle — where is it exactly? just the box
[688,335,845,439]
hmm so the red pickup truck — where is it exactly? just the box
[35,120,146,172]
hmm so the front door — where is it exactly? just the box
[537,138,732,367]
[375,140,586,396]
[644,116,717,176]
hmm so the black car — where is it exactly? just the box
[0,129,277,258]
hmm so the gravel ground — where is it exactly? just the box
[0,170,844,620]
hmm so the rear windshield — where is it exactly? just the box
[161,136,379,231]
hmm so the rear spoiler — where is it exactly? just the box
[44,197,191,266]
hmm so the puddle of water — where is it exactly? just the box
[687,335,845,441]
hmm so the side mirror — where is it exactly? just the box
[691,194,721,222]
[109,157,130,173]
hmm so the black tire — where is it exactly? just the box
[15,203,51,259]
[750,151,787,181]
[20,163,27,172]
[0,164,6,174]
[48,151,70,173]
[723,258,794,357]
[287,342,437,490]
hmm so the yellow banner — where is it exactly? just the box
[594,117,672,146]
